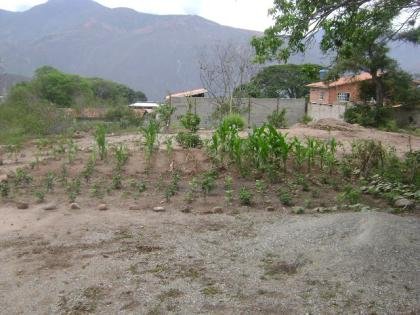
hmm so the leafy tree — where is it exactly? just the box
[235,64,321,98]
[252,0,420,107]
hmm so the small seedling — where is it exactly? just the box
[44,172,55,192]
[200,171,217,199]
[255,180,267,195]
[34,190,45,203]
[114,144,129,170]
[224,176,234,205]
[94,124,108,160]
[14,168,33,187]
[338,185,361,205]
[0,181,10,198]
[239,187,253,206]
[278,188,293,206]
[112,172,123,190]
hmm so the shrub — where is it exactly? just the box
[180,112,201,132]
[239,187,253,206]
[344,105,394,129]
[176,132,202,149]
[300,114,313,125]
[156,103,176,129]
[267,109,287,128]
[105,107,143,127]
[221,114,245,131]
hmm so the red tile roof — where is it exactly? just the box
[307,72,372,89]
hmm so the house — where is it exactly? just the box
[128,102,160,115]
[165,88,207,100]
[307,72,372,106]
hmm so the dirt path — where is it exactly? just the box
[0,203,419,314]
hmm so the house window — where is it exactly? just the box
[319,91,325,101]
[337,92,350,102]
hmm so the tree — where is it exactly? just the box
[252,0,420,107]
[235,64,321,98]
[199,42,258,117]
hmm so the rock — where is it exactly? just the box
[17,202,29,210]
[128,205,141,211]
[153,206,165,212]
[394,198,414,209]
[180,206,192,213]
[98,204,108,211]
[70,203,80,210]
[72,131,84,139]
[43,203,57,211]
[212,206,223,214]
[266,206,276,212]
[0,174,8,182]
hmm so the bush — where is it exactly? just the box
[180,112,200,132]
[221,114,245,131]
[344,105,395,129]
[267,109,287,128]
[300,114,313,125]
[176,132,202,149]
[105,107,143,127]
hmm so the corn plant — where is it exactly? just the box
[14,168,33,187]
[305,137,319,172]
[200,170,217,200]
[114,144,129,170]
[67,178,81,202]
[291,137,306,171]
[140,118,160,164]
[81,154,96,182]
[94,124,107,160]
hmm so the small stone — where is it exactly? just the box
[212,206,223,214]
[17,202,29,210]
[43,203,57,211]
[180,206,192,213]
[153,206,165,212]
[0,174,7,182]
[98,204,108,211]
[128,205,141,211]
[266,206,275,212]
[70,203,80,210]
[394,198,414,209]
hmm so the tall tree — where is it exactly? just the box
[252,0,420,107]
[235,64,322,98]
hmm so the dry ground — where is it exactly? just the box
[0,120,419,314]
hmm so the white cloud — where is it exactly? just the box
[0,0,274,31]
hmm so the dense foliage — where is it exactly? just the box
[235,64,322,98]
[252,0,419,107]
[0,67,147,144]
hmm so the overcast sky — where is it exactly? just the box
[0,0,274,31]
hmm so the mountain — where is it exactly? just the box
[0,0,419,100]
[0,0,258,100]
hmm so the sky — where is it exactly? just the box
[0,0,275,31]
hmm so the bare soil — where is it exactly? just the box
[0,121,419,314]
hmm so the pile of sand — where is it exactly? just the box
[309,118,363,132]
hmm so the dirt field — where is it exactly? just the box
[0,121,419,314]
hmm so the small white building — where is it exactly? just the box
[128,102,160,115]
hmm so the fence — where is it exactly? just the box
[307,103,349,121]
[169,97,306,129]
